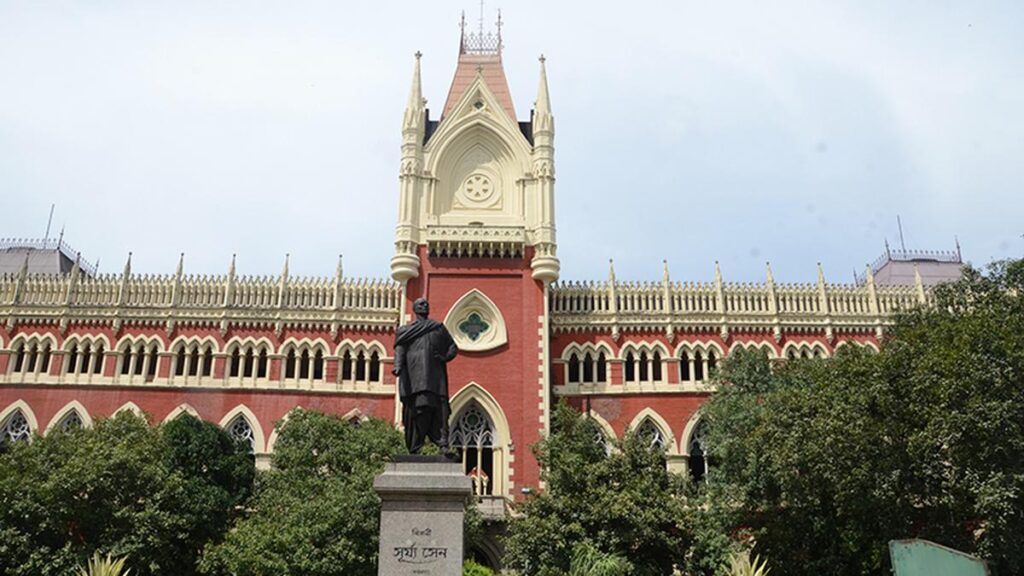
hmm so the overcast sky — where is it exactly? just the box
[2,1,1022,283]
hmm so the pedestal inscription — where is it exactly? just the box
[375,456,472,576]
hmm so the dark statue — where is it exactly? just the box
[393,298,459,454]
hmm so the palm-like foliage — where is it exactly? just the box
[568,541,632,576]
[728,551,770,576]
[77,552,131,576]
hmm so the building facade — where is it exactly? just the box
[0,23,950,566]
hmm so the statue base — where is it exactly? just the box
[374,455,472,575]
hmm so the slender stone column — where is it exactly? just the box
[374,455,472,576]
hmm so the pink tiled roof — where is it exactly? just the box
[441,53,517,122]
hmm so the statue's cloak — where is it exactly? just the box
[394,318,458,402]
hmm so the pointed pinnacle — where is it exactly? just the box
[336,254,344,279]
[817,262,826,285]
[608,258,616,281]
[765,261,774,283]
[407,52,423,111]
[535,54,551,115]
[176,253,184,275]
[662,259,670,283]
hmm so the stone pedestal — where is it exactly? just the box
[374,455,472,576]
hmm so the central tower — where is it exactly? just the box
[389,18,558,501]
[390,19,559,285]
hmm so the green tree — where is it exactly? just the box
[504,403,690,576]
[0,411,254,576]
[198,409,405,576]
[698,258,1024,575]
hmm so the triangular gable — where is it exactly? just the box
[441,54,517,123]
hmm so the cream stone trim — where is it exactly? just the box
[333,339,387,357]
[114,401,146,420]
[9,332,58,347]
[627,407,677,454]
[265,407,303,456]
[559,341,613,360]
[0,399,39,435]
[44,400,93,434]
[60,333,112,351]
[835,339,879,353]
[219,404,267,454]
[169,335,219,353]
[673,340,725,357]
[555,383,715,396]
[449,381,513,497]
[443,289,508,352]
[586,411,617,442]
[782,341,830,359]
[163,403,200,423]
[728,341,777,358]
[679,411,705,456]
[620,340,671,358]
[341,408,368,423]
[224,336,274,352]
[279,337,330,354]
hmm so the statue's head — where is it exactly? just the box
[413,298,430,318]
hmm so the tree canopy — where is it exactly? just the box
[699,258,1024,575]
[504,402,691,576]
[0,411,254,576]
[198,408,405,576]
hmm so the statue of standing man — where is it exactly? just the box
[393,298,459,454]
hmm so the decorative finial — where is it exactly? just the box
[539,54,546,63]
[415,51,422,60]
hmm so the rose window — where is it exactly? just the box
[458,312,490,341]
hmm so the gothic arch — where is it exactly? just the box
[443,289,508,352]
[627,408,677,454]
[728,340,777,358]
[114,401,147,421]
[279,337,329,355]
[61,333,112,351]
[587,411,617,443]
[44,400,93,434]
[679,410,705,456]
[162,403,200,423]
[219,405,266,455]
[449,382,512,497]
[0,400,39,437]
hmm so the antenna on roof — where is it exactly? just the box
[896,215,907,252]
[44,203,55,240]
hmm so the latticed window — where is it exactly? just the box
[227,416,255,454]
[0,411,31,447]
[450,404,496,496]
[636,419,665,450]
[689,420,710,483]
[58,411,83,433]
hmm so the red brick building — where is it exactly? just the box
[0,22,952,568]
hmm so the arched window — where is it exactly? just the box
[243,349,254,378]
[624,352,636,382]
[257,349,268,378]
[175,348,187,376]
[582,352,594,383]
[355,351,366,381]
[639,351,649,382]
[597,352,607,383]
[636,419,665,450]
[567,353,580,384]
[0,410,31,448]
[146,345,158,379]
[707,350,717,374]
[368,351,379,382]
[57,411,83,433]
[227,415,255,454]
[201,348,213,377]
[12,343,26,373]
[92,344,105,375]
[450,404,496,496]
[299,349,310,380]
[689,420,710,484]
[313,350,325,381]
[694,350,705,381]
[67,344,80,374]
[285,349,297,379]
[341,350,353,380]
[652,350,662,382]
[680,350,691,382]
[230,348,241,377]
[188,348,200,376]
